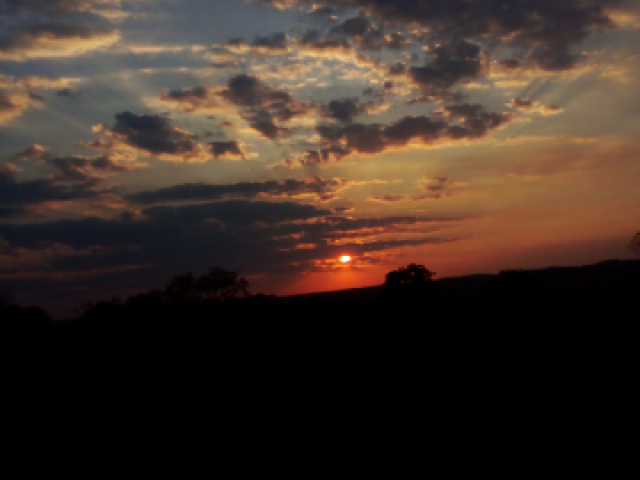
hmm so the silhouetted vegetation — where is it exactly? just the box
[2,260,640,475]
[385,263,435,285]
[631,232,640,256]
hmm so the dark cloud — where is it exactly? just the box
[162,86,208,101]
[227,32,289,54]
[51,154,142,182]
[56,88,80,98]
[368,194,405,203]
[159,86,219,113]
[220,74,312,138]
[97,111,207,160]
[0,162,19,181]
[528,46,581,71]
[222,74,292,109]
[0,150,146,218]
[388,61,407,76]
[0,201,451,276]
[506,98,564,115]
[304,5,339,20]
[510,98,536,110]
[329,16,411,51]
[440,104,512,138]
[0,23,118,61]
[248,111,288,139]
[128,177,349,204]
[368,177,463,203]
[320,97,367,122]
[0,186,459,311]
[256,0,623,71]
[409,39,482,94]
[330,16,372,37]
[0,0,110,17]
[497,59,522,70]
[0,206,25,218]
[0,164,100,215]
[362,31,411,50]
[290,146,352,166]
[0,91,38,124]
[210,141,246,160]
[297,29,353,54]
[312,105,511,161]
[141,200,333,227]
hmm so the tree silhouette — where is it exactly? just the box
[164,267,250,304]
[631,232,640,257]
[385,264,435,287]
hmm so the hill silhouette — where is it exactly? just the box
[1,259,640,476]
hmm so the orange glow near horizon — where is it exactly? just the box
[340,255,352,264]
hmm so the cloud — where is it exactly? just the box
[367,176,466,203]
[329,15,411,51]
[310,105,511,161]
[14,144,51,162]
[56,88,81,98]
[15,76,82,91]
[210,141,246,160]
[0,198,455,285]
[127,177,351,204]
[226,32,289,55]
[0,92,41,125]
[93,111,212,162]
[319,97,367,122]
[51,153,145,182]
[0,23,120,61]
[0,75,83,123]
[161,74,316,140]
[507,98,564,115]
[159,86,220,113]
[286,146,352,166]
[330,16,372,37]
[204,49,243,67]
[408,39,483,95]
[141,200,333,227]
[0,163,101,216]
[438,104,512,139]
[368,194,405,203]
[255,0,624,72]
[0,0,125,61]
[295,30,354,59]
[219,74,313,138]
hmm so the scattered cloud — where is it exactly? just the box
[0,24,120,61]
[507,98,564,115]
[226,32,289,55]
[305,104,512,163]
[128,176,353,204]
[0,92,41,125]
[51,153,146,182]
[93,111,213,162]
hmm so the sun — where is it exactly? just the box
[340,255,352,264]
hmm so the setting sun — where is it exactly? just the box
[340,256,352,264]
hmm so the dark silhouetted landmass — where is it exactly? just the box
[1,259,640,476]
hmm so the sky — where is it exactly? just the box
[1,0,639,317]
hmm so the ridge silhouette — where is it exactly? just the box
[2,260,640,476]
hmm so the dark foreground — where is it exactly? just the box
[2,261,640,476]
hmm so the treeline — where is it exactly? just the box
[1,262,640,475]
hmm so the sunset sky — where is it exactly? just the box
[1,0,639,317]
